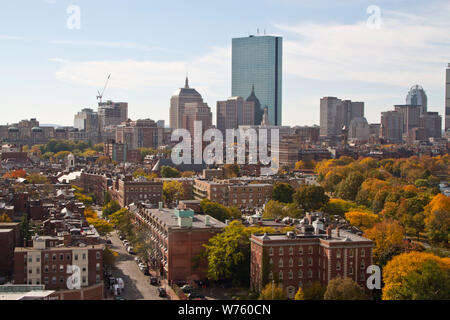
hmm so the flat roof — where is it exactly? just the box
[145,208,226,230]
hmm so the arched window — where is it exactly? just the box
[279,247,284,256]
[269,258,273,265]
[336,249,341,259]
[298,270,303,279]
[289,258,293,267]
[268,271,273,280]
[308,257,313,266]
[298,258,303,267]
[269,247,273,256]
[279,259,284,268]
[288,270,293,280]
[279,271,284,280]
[298,246,303,255]
[336,261,341,271]
[308,269,313,278]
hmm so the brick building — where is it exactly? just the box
[13,236,104,290]
[110,176,163,207]
[250,227,373,298]
[79,172,107,204]
[131,204,226,282]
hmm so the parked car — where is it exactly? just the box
[188,292,205,300]
[119,235,124,240]
[142,267,150,275]
[157,288,166,298]
[181,285,194,294]
[106,240,112,245]
[127,247,135,254]
[150,277,159,286]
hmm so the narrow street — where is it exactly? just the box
[106,230,165,300]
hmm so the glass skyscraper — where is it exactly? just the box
[232,35,282,126]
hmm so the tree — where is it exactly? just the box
[3,169,27,179]
[324,277,368,300]
[86,218,113,237]
[322,198,358,217]
[83,207,98,219]
[102,200,121,217]
[364,220,405,267]
[19,213,31,244]
[303,281,326,300]
[96,156,111,166]
[272,182,294,203]
[181,171,195,178]
[0,213,12,222]
[263,200,284,219]
[201,221,276,286]
[258,283,287,300]
[26,173,48,184]
[294,287,305,300]
[345,211,380,230]
[163,181,185,205]
[200,199,232,222]
[424,193,450,243]
[382,252,450,300]
[293,185,329,212]
[295,159,316,170]
[161,166,181,178]
[110,209,134,237]
[335,171,365,201]
[93,143,104,152]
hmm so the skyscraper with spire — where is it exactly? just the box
[232,35,282,126]
[169,77,205,130]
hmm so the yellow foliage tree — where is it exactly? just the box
[258,283,287,300]
[345,211,380,230]
[364,220,405,265]
[294,287,305,300]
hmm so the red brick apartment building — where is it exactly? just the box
[250,227,374,299]
[14,237,104,291]
[79,171,107,204]
[131,204,225,282]
[111,177,163,207]
[193,179,272,208]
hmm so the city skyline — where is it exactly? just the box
[0,0,449,128]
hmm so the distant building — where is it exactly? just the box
[320,97,364,139]
[232,35,282,125]
[446,64,450,131]
[98,101,128,130]
[216,96,255,133]
[181,102,212,137]
[406,85,428,115]
[394,105,421,139]
[169,78,204,130]
[110,176,163,207]
[381,111,404,142]
[420,112,442,139]
[74,108,99,133]
[348,117,370,143]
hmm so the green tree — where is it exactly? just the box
[293,185,329,212]
[102,200,121,217]
[324,277,368,300]
[303,281,326,300]
[335,171,365,201]
[161,166,181,178]
[20,213,31,244]
[272,182,294,203]
[263,200,284,219]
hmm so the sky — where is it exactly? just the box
[0,0,449,127]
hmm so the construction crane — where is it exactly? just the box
[96,74,111,103]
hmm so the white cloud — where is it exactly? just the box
[275,8,450,88]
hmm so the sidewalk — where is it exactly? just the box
[148,268,179,300]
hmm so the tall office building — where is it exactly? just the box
[446,64,450,131]
[74,108,99,132]
[216,96,255,133]
[320,97,364,138]
[406,85,428,115]
[181,102,213,137]
[98,101,128,130]
[420,112,442,139]
[232,35,282,126]
[394,105,421,137]
[380,111,404,142]
[169,77,204,130]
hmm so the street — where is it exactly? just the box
[107,230,165,300]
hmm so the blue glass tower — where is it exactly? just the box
[232,35,282,126]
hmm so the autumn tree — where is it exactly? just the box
[258,283,287,300]
[294,287,305,300]
[324,277,368,300]
[424,193,450,243]
[86,218,113,237]
[263,200,284,219]
[0,213,12,222]
[102,200,121,217]
[303,281,326,300]
[345,210,380,231]
[83,207,98,219]
[293,185,329,212]
[382,252,450,300]
[335,171,365,201]
[163,180,185,205]
[364,220,405,267]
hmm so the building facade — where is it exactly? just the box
[169,78,204,130]
[232,35,282,126]
[216,96,255,133]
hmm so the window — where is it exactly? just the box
[279,247,284,256]
[36,268,40,274]
[349,266,353,275]
[336,261,341,271]
[44,254,49,262]
[96,252,101,259]
[66,254,71,260]
[52,254,56,261]
[52,265,57,273]
[28,256,32,263]
[268,271,273,280]
[278,259,283,268]
[82,266,87,272]
[361,260,365,270]
[361,249,365,257]
[308,246,313,254]
[36,256,40,263]
[44,265,49,273]
[269,247,273,256]
[82,253,87,260]
[336,249,341,259]
[298,270,303,279]
[28,269,32,274]
[298,258,303,267]
[74,254,78,261]
[82,276,87,284]
[96,274,101,284]
[60,265,64,273]
[60,276,65,283]
[308,269,313,278]
[298,281,303,288]
[308,257,313,266]
[52,277,56,284]
[298,246,303,255]
[44,277,49,285]
[349,249,354,258]
[289,247,293,256]
[289,270,293,280]
[289,258,293,267]
[96,263,100,271]
[360,273,365,281]
[278,271,283,280]
[60,254,64,261]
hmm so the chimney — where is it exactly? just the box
[326,227,332,238]
[205,215,210,226]
[336,227,340,238]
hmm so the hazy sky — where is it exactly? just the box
[0,0,449,127]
